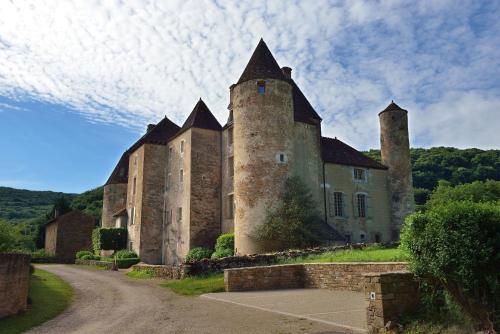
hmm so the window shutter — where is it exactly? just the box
[366,194,373,219]
[342,192,348,218]
[352,193,358,217]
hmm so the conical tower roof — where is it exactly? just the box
[379,101,407,115]
[237,39,286,84]
[177,99,222,135]
[128,116,180,153]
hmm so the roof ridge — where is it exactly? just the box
[237,39,286,84]
[321,136,387,170]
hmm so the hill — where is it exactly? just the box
[0,187,76,223]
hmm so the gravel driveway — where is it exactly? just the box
[27,265,348,334]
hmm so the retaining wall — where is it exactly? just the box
[0,253,31,318]
[224,262,408,292]
[132,263,187,279]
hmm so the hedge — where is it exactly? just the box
[114,258,140,268]
[92,228,127,254]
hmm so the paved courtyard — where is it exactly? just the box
[202,289,368,333]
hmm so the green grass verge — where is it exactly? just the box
[161,274,224,296]
[278,246,409,264]
[126,270,153,279]
[0,268,73,334]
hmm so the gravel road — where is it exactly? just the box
[27,265,346,334]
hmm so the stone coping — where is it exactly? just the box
[362,270,412,277]
[225,262,409,271]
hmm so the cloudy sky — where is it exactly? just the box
[0,0,499,192]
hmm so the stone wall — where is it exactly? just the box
[132,263,187,279]
[55,211,95,263]
[44,221,57,255]
[363,272,420,333]
[224,262,408,292]
[0,254,30,318]
[75,258,114,269]
[102,183,127,228]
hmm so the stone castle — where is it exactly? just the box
[101,39,414,265]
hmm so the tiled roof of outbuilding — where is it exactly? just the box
[321,137,387,170]
[175,99,222,137]
[45,210,94,226]
[105,152,129,185]
[287,79,322,124]
[237,38,286,84]
[128,116,180,153]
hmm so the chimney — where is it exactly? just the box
[146,124,155,133]
[281,66,292,79]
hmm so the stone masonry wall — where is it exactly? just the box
[189,128,221,250]
[102,183,127,228]
[0,254,30,318]
[132,263,187,279]
[224,262,408,292]
[363,272,420,333]
[56,211,95,263]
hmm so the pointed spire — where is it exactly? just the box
[237,39,286,84]
[179,99,222,133]
[379,100,407,115]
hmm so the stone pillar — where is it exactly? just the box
[379,102,414,240]
[0,254,30,318]
[232,79,294,254]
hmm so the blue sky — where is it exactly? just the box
[0,0,499,193]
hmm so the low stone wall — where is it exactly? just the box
[224,262,408,292]
[132,263,187,279]
[75,258,114,269]
[363,272,420,333]
[0,253,31,318]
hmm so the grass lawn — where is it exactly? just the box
[161,274,224,296]
[278,246,409,264]
[126,270,154,279]
[0,268,73,334]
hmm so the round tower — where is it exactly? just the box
[379,101,414,240]
[232,39,295,254]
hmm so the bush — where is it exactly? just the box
[115,258,140,268]
[401,201,500,332]
[92,228,127,254]
[76,250,93,259]
[211,248,233,259]
[114,249,138,259]
[214,233,234,252]
[29,249,57,263]
[80,254,100,261]
[254,176,331,249]
[185,247,213,262]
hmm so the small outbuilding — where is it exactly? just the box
[44,210,95,263]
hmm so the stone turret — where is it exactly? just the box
[102,152,129,228]
[232,39,295,254]
[379,101,414,240]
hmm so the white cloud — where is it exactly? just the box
[0,0,498,149]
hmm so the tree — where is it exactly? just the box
[0,219,19,252]
[401,201,500,332]
[254,176,331,249]
[426,180,500,209]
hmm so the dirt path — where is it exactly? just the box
[27,265,348,334]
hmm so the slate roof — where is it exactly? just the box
[321,137,387,170]
[105,152,129,185]
[287,79,322,124]
[46,210,94,226]
[112,207,127,217]
[128,116,180,153]
[379,101,407,115]
[175,99,222,138]
[237,38,286,84]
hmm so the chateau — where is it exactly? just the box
[101,39,414,265]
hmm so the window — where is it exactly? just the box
[257,81,265,94]
[279,153,285,163]
[228,194,234,219]
[360,233,366,242]
[132,177,137,201]
[353,168,366,182]
[168,147,173,161]
[356,193,367,218]
[276,152,287,164]
[228,156,234,177]
[130,207,136,225]
[166,173,171,190]
[177,207,182,222]
[333,192,344,217]
[179,169,184,183]
[129,241,133,250]
[180,140,184,154]
[375,234,381,243]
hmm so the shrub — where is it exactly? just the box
[185,247,213,262]
[254,176,332,249]
[76,250,93,259]
[214,233,234,252]
[29,249,57,263]
[92,228,127,254]
[401,201,500,332]
[80,254,93,260]
[211,248,233,259]
[115,258,140,268]
[114,249,138,259]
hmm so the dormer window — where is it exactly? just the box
[257,81,265,94]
